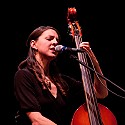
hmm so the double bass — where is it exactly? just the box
[67,7,118,125]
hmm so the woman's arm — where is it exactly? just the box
[80,42,108,98]
[27,112,57,125]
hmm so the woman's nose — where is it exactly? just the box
[52,38,58,45]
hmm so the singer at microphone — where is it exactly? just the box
[55,45,85,52]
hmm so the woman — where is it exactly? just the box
[14,26,108,125]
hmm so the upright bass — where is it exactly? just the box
[67,7,118,125]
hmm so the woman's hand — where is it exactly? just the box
[79,42,97,62]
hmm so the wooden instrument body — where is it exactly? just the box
[71,103,117,125]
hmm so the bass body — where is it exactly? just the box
[71,103,117,125]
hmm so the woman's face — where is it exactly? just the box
[32,29,59,60]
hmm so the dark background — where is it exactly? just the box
[2,1,125,125]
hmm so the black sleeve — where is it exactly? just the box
[14,69,41,112]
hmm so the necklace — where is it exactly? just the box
[44,76,52,89]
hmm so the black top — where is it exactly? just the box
[14,68,85,125]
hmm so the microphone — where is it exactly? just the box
[55,45,85,52]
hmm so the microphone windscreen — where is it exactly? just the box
[55,45,64,51]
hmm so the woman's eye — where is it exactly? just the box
[46,36,54,41]
[46,36,59,42]
[47,38,52,41]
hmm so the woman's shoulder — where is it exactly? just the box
[14,68,38,90]
[61,74,81,83]
[15,68,33,77]
[14,68,36,83]
[60,74,82,88]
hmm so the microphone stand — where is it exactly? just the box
[70,54,125,93]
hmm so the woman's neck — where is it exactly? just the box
[35,54,50,76]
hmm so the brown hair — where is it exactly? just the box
[18,26,68,96]
[26,26,60,47]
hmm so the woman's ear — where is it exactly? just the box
[30,40,38,50]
